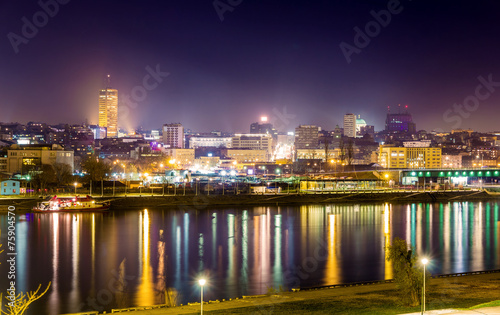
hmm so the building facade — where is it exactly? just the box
[162,148,195,168]
[442,155,462,168]
[225,149,267,163]
[7,144,74,174]
[379,145,441,169]
[162,123,184,148]
[294,125,320,150]
[343,114,356,138]
[188,136,232,149]
[98,86,118,138]
[232,134,273,161]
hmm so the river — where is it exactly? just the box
[0,201,499,314]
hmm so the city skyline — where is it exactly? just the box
[2,1,500,133]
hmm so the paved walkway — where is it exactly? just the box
[402,307,500,314]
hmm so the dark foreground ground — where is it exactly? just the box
[61,271,500,315]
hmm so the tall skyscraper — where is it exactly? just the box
[343,113,356,138]
[163,123,184,148]
[98,75,118,138]
[385,105,416,133]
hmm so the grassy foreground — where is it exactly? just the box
[202,272,500,314]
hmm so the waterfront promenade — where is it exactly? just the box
[0,189,497,211]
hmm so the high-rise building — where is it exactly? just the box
[294,125,320,149]
[385,106,416,133]
[98,76,118,138]
[163,123,184,148]
[250,116,278,138]
[343,113,356,138]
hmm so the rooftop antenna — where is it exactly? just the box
[106,74,111,89]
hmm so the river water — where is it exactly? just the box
[0,201,499,314]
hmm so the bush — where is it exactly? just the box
[386,237,429,306]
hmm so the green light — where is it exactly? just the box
[463,172,467,176]
[418,172,423,177]
[478,171,483,176]
[495,171,499,175]
[455,171,459,176]
[411,172,416,176]
[439,171,444,177]
[470,171,474,176]
[486,171,491,176]
[447,172,452,176]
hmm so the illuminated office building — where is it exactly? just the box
[98,75,118,138]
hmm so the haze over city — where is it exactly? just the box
[2,1,500,132]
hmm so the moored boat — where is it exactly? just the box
[32,195,110,213]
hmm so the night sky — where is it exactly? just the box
[1,0,500,133]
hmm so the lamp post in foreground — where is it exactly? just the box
[199,278,206,314]
[74,182,77,195]
[421,258,429,314]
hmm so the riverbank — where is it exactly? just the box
[0,190,499,210]
[65,271,500,314]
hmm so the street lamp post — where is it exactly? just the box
[74,182,77,195]
[122,164,127,196]
[421,258,429,314]
[199,278,206,315]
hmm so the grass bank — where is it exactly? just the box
[123,271,500,315]
[208,272,500,314]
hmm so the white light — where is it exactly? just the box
[261,116,268,122]
[422,258,429,265]
[199,279,206,286]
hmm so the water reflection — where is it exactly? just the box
[1,201,500,314]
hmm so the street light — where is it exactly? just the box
[421,258,429,314]
[122,164,127,195]
[199,278,206,315]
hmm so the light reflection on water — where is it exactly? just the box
[0,201,499,314]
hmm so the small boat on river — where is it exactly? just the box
[32,195,110,213]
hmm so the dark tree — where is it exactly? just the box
[53,163,73,186]
[386,237,429,306]
[81,157,111,181]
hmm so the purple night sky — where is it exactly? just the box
[1,1,500,133]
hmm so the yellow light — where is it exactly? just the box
[384,174,389,179]
[422,258,429,265]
